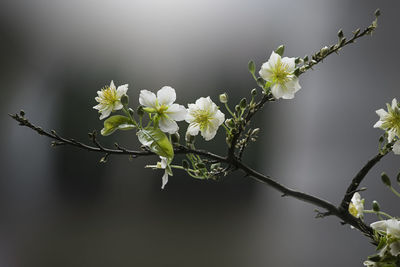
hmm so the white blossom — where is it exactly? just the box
[374,98,400,154]
[139,86,187,134]
[371,219,400,257]
[93,80,128,120]
[363,260,378,267]
[146,156,170,189]
[348,192,364,219]
[185,97,225,141]
[259,51,301,99]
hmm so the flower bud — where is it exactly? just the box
[182,160,190,169]
[251,88,257,96]
[195,162,206,169]
[372,200,380,212]
[320,46,329,57]
[219,93,228,103]
[275,45,285,56]
[121,94,129,106]
[225,118,235,128]
[128,108,135,117]
[303,55,309,62]
[235,105,240,112]
[337,29,344,39]
[137,106,144,117]
[381,172,391,187]
[19,110,25,117]
[239,98,247,109]
[374,9,381,17]
[248,60,255,74]
[171,132,180,144]
[252,128,260,136]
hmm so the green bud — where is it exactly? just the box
[225,118,235,128]
[256,77,265,88]
[171,132,180,144]
[248,60,255,74]
[219,93,228,103]
[372,200,380,212]
[337,29,344,39]
[294,57,300,64]
[303,55,309,62]
[251,88,257,96]
[275,45,285,56]
[121,94,129,106]
[252,128,260,136]
[19,110,25,117]
[239,98,247,109]
[381,172,391,187]
[182,160,190,169]
[195,162,206,169]
[128,108,135,117]
[379,135,385,143]
[235,105,240,112]
[320,46,329,57]
[136,106,144,117]
[374,9,381,17]
[293,67,301,77]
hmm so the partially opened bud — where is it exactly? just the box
[219,93,228,103]
[372,200,380,212]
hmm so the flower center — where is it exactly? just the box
[272,60,291,85]
[194,110,212,129]
[102,87,117,104]
[383,109,400,136]
[157,104,169,115]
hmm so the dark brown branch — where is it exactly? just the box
[339,151,390,212]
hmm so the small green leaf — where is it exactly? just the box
[248,60,255,74]
[137,128,174,160]
[275,45,285,56]
[101,115,135,136]
[377,236,387,251]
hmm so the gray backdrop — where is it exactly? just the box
[1,0,399,266]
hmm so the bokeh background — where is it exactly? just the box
[1,0,400,266]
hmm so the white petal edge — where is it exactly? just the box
[157,86,176,106]
[167,104,187,121]
[393,140,400,155]
[159,116,179,134]
[139,90,157,108]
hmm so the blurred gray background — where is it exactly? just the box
[1,0,400,266]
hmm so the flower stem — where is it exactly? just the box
[364,210,393,219]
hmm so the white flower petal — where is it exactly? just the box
[268,51,280,68]
[160,157,168,169]
[393,140,400,155]
[215,110,225,125]
[392,98,398,109]
[161,170,168,189]
[370,220,388,232]
[99,107,112,120]
[187,123,200,136]
[159,116,179,134]
[373,120,383,128]
[376,108,388,119]
[271,83,285,99]
[113,102,123,111]
[388,129,396,143]
[281,56,296,72]
[201,126,217,141]
[390,241,400,256]
[139,90,157,108]
[259,62,273,80]
[110,80,116,90]
[167,104,187,121]
[116,84,129,98]
[157,86,176,106]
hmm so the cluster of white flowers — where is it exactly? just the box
[374,98,400,154]
[94,82,225,142]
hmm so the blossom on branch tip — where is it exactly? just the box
[374,98,400,154]
[139,86,187,134]
[349,192,364,219]
[93,81,129,120]
[370,219,400,257]
[259,51,301,99]
[185,97,225,141]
